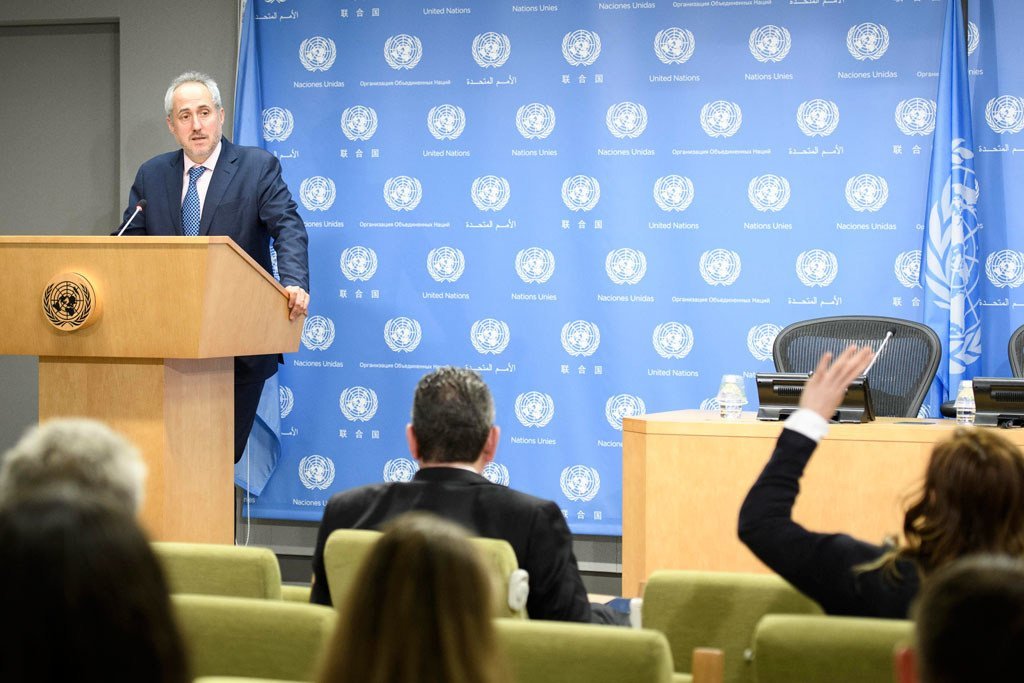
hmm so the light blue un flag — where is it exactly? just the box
[233,0,282,496]
[921,0,981,415]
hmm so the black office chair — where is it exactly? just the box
[773,315,941,418]
[1009,324,1024,378]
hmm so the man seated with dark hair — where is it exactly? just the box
[896,554,1024,683]
[310,366,613,623]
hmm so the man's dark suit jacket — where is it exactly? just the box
[310,467,593,623]
[121,137,309,383]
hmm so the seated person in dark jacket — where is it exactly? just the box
[739,345,1024,619]
[310,366,614,624]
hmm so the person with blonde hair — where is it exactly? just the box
[739,345,1024,618]
[318,512,508,683]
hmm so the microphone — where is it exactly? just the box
[861,329,895,376]
[115,199,147,236]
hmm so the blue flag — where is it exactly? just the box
[921,0,981,415]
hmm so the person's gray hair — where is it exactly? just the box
[164,71,222,117]
[0,418,147,515]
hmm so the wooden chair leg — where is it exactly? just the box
[692,647,724,683]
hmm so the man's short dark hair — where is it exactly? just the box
[914,554,1024,683]
[411,367,494,464]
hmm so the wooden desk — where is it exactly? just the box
[621,411,1024,597]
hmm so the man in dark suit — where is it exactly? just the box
[120,71,309,462]
[309,367,602,623]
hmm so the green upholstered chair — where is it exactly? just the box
[642,570,823,683]
[195,678,300,683]
[280,584,312,603]
[173,594,335,682]
[752,614,912,683]
[153,541,282,600]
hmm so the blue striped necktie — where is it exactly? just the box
[182,165,207,236]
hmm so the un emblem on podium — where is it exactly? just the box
[42,272,99,331]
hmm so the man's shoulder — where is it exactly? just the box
[137,149,180,172]
[226,140,278,166]
[477,480,561,516]
[325,482,389,510]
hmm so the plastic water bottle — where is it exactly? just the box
[717,374,747,420]
[955,380,975,426]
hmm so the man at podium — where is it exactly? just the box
[119,71,310,462]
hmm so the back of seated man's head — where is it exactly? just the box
[0,418,146,515]
[911,554,1024,683]
[411,367,494,464]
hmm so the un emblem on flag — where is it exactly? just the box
[427,104,466,141]
[700,100,742,138]
[747,323,781,362]
[560,465,601,503]
[796,249,839,288]
[515,391,555,428]
[471,318,511,355]
[652,322,694,360]
[845,174,889,212]
[606,101,648,139]
[340,105,378,141]
[561,175,601,212]
[383,176,423,211]
[846,23,889,61]
[653,175,695,212]
[797,99,839,137]
[606,248,647,285]
[298,455,335,491]
[605,394,645,430]
[562,29,601,66]
[261,107,293,142]
[426,247,465,283]
[471,175,511,211]
[561,320,601,357]
[384,34,423,69]
[279,385,294,419]
[383,458,419,483]
[483,462,511,487]
[748,175,790,212]
[985,96,1024,134]
[384,317,422,353]
[985,250,1024,288]
[653,27,695,65]
[895,98,936,136]
[298,36,336,72]
[340,246,378,282]
[894,250,922,289]
[516,103,556,140]
[339,387,379,422]
[299,176,336,212]
[515,247,556,284]
[301,315,335,351]
[472,32,511,68]
[699,249,741,286]
[749,25,791,63]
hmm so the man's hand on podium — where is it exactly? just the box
[284,285,310,321]
[799,345,874,420]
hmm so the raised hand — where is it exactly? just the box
[798,345,874,420]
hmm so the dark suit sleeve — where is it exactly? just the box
[257,155,309,291]
[309,497,337,606]
[523,501,592,622]
[117,167,148,236]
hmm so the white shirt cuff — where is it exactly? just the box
[783,408,830,443]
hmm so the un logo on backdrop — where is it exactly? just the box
[340,246,378,282]
[562,29,602,66]
[299,176,336,212]
[516,103,556,140]
[699,249,742,286]
[605,248,647,285]
[652,322,694,360]
[299,36,336,72]
[340,105,378,141]
[301,315,335,351]
[796,249,839,287]
[472,32,511,68]
[471,318,511,355]
[383,458,419,483]
[747,323,781,362]
[560,465,601,502]
[298,455,335,490]
[426,247,465,283]
[894,250,922,289]
[471,176,511,211]
[427,104,466,141]
[653,175,695,212]
[261,107,294,142]
[895,98,937,136]
[515,391,555,428]
[845,174,889,212]
[985,96,1024,134]
[986,250,1024,288]
[968,21,980,56]
[749,25,791,63]
[279,385,294,419]
[700,100,742,138]
[339,387,379,422]
[384,34,423,69]
[562,175,601,212]
[515,248,556,284]
[846,23,889,61]
[699,397,720,412]
[483,462,510,486]
[797,99,840,137]
[561,320,601,357]
[606,102,648,139]
[748,175,791,212]
[653,27,695,65]
[384,317,422,353]
[605,394,645,430]
[383,176,423,211]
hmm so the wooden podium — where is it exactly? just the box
[0,236,303,543]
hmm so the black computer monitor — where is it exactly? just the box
[971,377,1024,427]
[755,373,875,423]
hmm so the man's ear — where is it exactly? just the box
[406,424,421,463]
[894,646,918,683]
[480,425,500,464]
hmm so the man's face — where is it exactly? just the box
[166,81,224,164]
